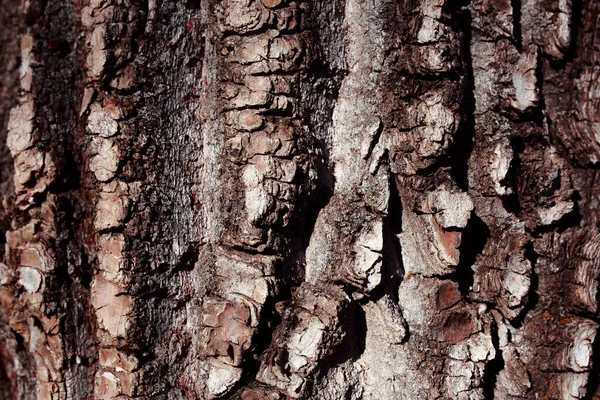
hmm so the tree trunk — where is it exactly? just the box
[0,0,599,399]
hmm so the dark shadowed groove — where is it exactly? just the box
[448,4,475,192]
[185,0,201,10]
[282,0,346,292]
[253,0,348,373]
[556,191,583,233]
[511,241,539,328]
[229,297,281,397]
[370,176,404,305]
[279,57,342,292]
[238,0,349,393]
[500,137,524,215]
[308,301,367,391]
[172,244,200,274]
[510,0,522,51]
[453,215,489,298]
[252,0,352,393]
[482,318,505,399]
[565,0,582,62]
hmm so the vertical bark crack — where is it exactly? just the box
[481,318,505,399]
[499,137,523,215]
[449,4,475,192]
[454,215,489,298]
[510,241,538,328]
[510,0,522,50]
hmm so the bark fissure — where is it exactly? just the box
[453,215,489,298]
[1,0,600,399]
[481,319,504,400]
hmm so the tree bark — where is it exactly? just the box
[0,0,599,399]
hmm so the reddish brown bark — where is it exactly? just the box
[0,0,599,399]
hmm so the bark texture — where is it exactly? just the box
[0,0,599,399]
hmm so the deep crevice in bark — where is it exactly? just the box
[185,0,201,10]
[0,0,598,398]
[453,214,489,298]
[511,241,538,328]
[372,177,405,306]
[239,303,281,389]
[481,318,504,400]
[307,301,367,397]
[500,137,523,216]
[173,245,199,274]
[288,0,347,289]
[510,0,522,51]
[449,5,475,191]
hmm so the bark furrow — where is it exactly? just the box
[0,0,599,399]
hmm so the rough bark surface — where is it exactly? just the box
[0,0,599,399]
